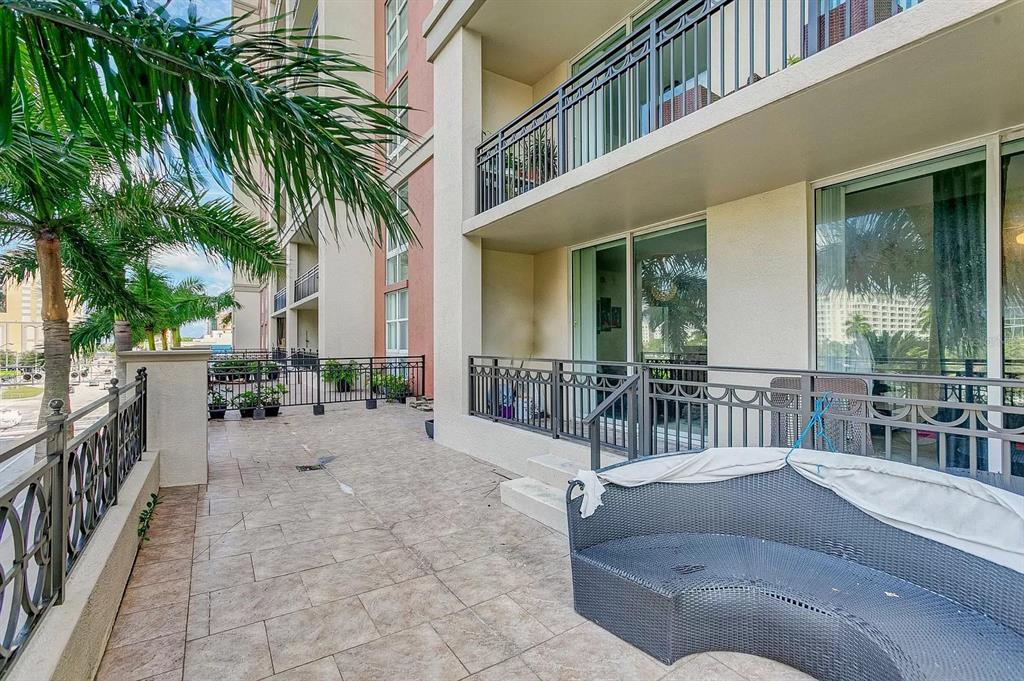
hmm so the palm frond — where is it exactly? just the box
[0,0,415,247]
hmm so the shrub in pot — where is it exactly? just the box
[208,390,228,419]
[372,372,411,403]
[322,360,358,392]
[232,385,288,417]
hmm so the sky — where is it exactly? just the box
[156,0,238,337]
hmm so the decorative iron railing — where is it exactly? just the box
[273,287,287,312]
[294,265,319,301]
[476,0,923,212]
[0,369,148,674]
[467,356,1024,480]
[208,355,426,415]
[211,348,317,361]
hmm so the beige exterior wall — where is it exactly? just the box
[231,284,263,349]
[0,278,83,354]
[706,182,813,370]
[482,70,532,135]
[481,249,534,357]
[531,60,568,102]
[532,246,569,358]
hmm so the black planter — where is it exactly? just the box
[365,398,377,410]
[208,408,226,420]
[239,407,255,418]
[396,395,407,404]
[265,405,281,417]
[425,419,434,439]
[335,379,351,392]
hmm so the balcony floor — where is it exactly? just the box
[96,404,811,681]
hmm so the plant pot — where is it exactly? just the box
[335,379,351,392]
[239,407,255,418]
[424,419,434,439]
[365,398,377,410]
[264,405,281,417]
[208,408,226,420]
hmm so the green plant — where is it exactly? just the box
[137,493,161,542]
[372,372,411,402]
[232,385,288,409]
[786,54,802,66]
[208,390,228,410]
[322,360,358,386]
[0,369,19,379]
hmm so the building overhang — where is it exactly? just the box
[464,0,1024,254]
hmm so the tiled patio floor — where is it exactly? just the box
[97,403,813,681]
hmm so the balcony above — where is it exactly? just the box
[465,0,1024,252]
[293,264,319,304]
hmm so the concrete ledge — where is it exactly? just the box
[8,452,160,681]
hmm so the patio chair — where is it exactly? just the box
[567,464,1024,680]
[769,376,873,456]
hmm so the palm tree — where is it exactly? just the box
[70,269,235,355]
[844,314,872,340]
[0,0,413,415]
[0,159,281,421]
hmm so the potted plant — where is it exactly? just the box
[247,360,281,381]
[211,359,247,382]
[233,384,289,417]
[208,390,228,419]
[322,359,358,391]
[372,372,411,403]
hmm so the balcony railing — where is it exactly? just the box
[467,356,1024,482]
[273,286,286,312]
[0,370,148,673]
[476,0,922,213]
[294,265,319,301]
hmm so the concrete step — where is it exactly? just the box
[525,453,583,490]
[500,477,567,535]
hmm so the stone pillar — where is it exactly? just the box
[432,28,483,436]
[119,350,210,487]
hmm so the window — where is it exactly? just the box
[385,0,408,86]
[387,78,408,159]
[385,183,409,285]
[815,149,987,375]
[385,288,408,355]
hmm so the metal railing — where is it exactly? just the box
[467,355,1024,480]
[0,369,147,674]
[293,265,319,302]
[476,0,922,212]
[273,287,286,312]
[212,348,317,361]
[208,355,426,414]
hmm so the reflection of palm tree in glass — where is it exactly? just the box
[638,250,707,358]
[844,314,872,339]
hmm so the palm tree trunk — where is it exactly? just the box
[146,328,156,351]
[160,329,169,350]
[172,327,182,348]
[113,315,132,384]
[35,229,71,434]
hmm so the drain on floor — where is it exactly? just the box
[295,464,325,472]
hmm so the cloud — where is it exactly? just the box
[153,249,233,293]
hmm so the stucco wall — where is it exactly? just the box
[706,181,813,370]
[532,60,568,102]
[533,246,569,358]
[231,288,263,349]
[481,249,535,357]
[296,308,320,353]
[482,69,532,135]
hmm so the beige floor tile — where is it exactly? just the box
[137,539,196,565]
[208,573,310,634]
[333,623,467,681]
[186,593,210,642]
[374,547,429,582]
[262,657,342,680]
[321,528,400,562]
[190,554,254,595]
[208,525,287,559]
[108,602,188,647]
[195,512,244,537]
[266,597,379,672]
[520,622,670,681]
[146,524,197,546]
[141,669,184,681]
[467,656,542,681]
[662,654,745,680]
[358,575,464,635]
[299,555,394,605]
[251,539,334,580]
[430,595,553,673]
[243,505,310,530]
[437,554,537,606]
[507,573,584,635]
[120,578,190,615]
[96,631,184,681]
[279,517,352,544]
[130,559,193,588]
[183,622,273,681]
[709,651,816,680]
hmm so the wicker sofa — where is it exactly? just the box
[567,463,1024,680]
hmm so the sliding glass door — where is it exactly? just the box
[571,239,628,365]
